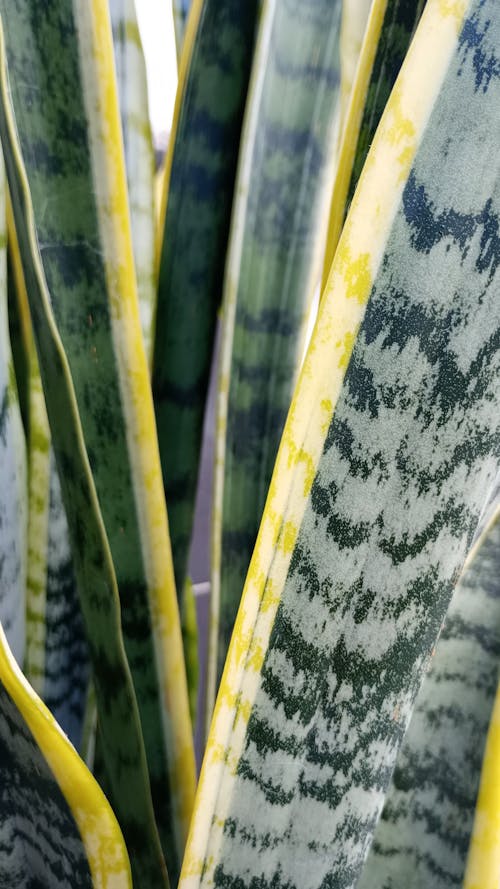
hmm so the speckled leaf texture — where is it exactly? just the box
[0,683,92,889]
[42,452,90,748]
[153,0,259,595]
[208,0,343,718]
[181,2,500,887]
[359,511,500,889]
[110,0,156,364]
[0,158,26,668]
[0,621,131,888]
[9,216,91,752]
[0,4,195,884]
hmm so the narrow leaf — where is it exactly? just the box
[0,10,173,886]
[9,206,90,751]
[322,0,425,289]
[208,0,344,721]
[0,153,26,667]
[153,0,259,595]
[110,0,157,364]
[463,682,500,888]
[0,2,197,879]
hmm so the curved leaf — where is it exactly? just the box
[359,510,500,888]
[9,206,90,751]
[0,1,197,879]
[0,620,131,888]
[182,2,500,887]
[463,680,500,888]
[0,10,173,886]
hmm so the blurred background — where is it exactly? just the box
[136,0,178,152]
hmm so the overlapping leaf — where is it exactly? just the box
[0,621,131,888]
[0,159,26,668]
[110,0,156,364]
[0,3,195,883]
[182,3,500,887]
[360,511,500,888]
[153,0,259,596]
[208,0,344,721]
[322,0,425,287]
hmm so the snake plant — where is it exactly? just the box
[0,0,500,886]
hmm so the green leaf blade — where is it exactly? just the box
[153,0,260,596]
[183,2,500,887]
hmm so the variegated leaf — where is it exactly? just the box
[0,4,192,883]
[0,621,131,888]
[110,0,156,364]
[182,3,500,887]
[208,0,344,723]
[153,0,259,596]
[359,510,500,888]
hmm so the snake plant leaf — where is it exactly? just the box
[172,0,192,61]
[182,2,500,887]
[463,681,500,888]
[1,0,197,876]
[182,576,200,727]
[208,0,344,721]
[153,0,259,595]
[0,34,169,889]
[8,207,91,751]
[322,0,425,290]
[6,243,29,438]
[0,621,132,888]
[0,157,26,668]
[43,452,90,749]
[110,0,157,365]
[338,0,373,131]
[359,509,500,889]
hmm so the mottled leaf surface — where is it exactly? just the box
[0,157,26,667]
[0,9,171,886]
[359,514,500,888]
[183,3,500,888]
[0,1,196,880]
[0,680,92,888]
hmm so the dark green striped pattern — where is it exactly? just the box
[217,0,343,684]
[359,515,500,888]
[0,209,25,668]
[0,9,169,887]
[43,453,89,751]
[207,4,500,888]
[153,0,259,595]
[0,681,92,888]
[346,0,425,211]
